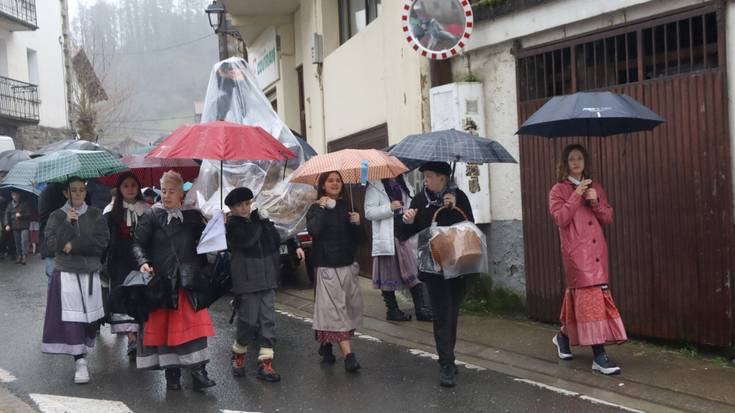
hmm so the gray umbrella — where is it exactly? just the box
[388,129,517,164]
[516,91,664,138]
[32,139,122,158]
[0,150,31,172]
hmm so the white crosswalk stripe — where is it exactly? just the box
[0,367,17,382]
[30,394,134,413]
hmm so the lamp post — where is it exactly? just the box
[205,0,244,61]
[205,0,228,60]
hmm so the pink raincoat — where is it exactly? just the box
[548,180,613,289]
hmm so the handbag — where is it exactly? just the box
[207,250,232,307]
[429,206,483,270]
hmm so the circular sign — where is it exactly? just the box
[402,0,473,60]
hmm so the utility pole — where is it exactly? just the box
[59,0,75,131]
[218,29,228,60]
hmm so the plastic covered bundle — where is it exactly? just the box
[416,211,488,279]
[185,57,317,239]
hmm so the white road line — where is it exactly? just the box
[0,367,16,382]
[30,394,133,413]
[408,349,487,370]
[513,378,580,397]
[579,395,648,413]
[354,333,383,343]
[221,410,262,413]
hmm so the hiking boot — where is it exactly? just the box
[20,255,26,265]
[592,353,621,375]
[257,359,281,382]
[552,333,574,360]
[344,353,361,373]
[191,365,216,391]
[438,363,455,387]
[164,368,181,391]
[14,256,21,264]
[383,291,411,322]
[231,352,246,377]
[318,343,336,364]
[74,358,90,384]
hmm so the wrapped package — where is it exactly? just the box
[185,57,317,239]
[417,220,488,279]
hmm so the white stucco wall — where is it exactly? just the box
[5,2,69,128]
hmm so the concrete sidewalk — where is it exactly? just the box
[277,277,735,413]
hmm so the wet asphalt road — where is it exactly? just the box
[0,256,627,413]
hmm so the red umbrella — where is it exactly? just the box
[147,121,297,207]
[146,121,295,161]
[99,155,200,187]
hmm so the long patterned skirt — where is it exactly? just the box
[560,285,628,347]
[372,238,420,291]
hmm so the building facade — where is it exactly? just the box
[0,0,71,150]
[224,0,735,345]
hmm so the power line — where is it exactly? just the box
[86,33,215,57]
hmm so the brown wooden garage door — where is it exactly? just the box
[516,4,734,345]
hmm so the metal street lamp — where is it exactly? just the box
[205,0,244,61]
[205,0,225,33]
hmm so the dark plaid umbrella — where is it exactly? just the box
[0,150,31,172]
[516,91,664,138]
[388,129,517,164]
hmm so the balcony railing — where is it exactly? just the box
[0,75,40,124]
[0,0,37,28]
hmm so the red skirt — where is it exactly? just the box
[560,286,627,347]
[143,290,215,347]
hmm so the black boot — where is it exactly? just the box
[344,353,361,373]
[410,285,433,321]
[191,365,216,391]
[318,343,336,363]
[164,368,181,391]
[439,363,456,387]
[382,291,411,321]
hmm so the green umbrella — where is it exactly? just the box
[2,150,128,186]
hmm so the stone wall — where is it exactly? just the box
[15,125,73,150]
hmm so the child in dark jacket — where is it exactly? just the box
[225,187,281,382]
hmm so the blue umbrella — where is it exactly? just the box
[516,91,664,138]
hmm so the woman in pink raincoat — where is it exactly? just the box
[548,144,627,375]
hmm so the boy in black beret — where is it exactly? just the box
[225,187,282,382]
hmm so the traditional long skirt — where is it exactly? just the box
[41,272,103,356]
[136,289,215,369]
[313,263,363,344]
[372,238,420,291]
[560,285,628,346]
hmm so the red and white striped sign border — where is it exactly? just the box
[402,0,473,60]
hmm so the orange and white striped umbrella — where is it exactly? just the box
[290,149,408,186]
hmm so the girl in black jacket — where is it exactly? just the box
[307,171,365,372]
[397,162,474,388]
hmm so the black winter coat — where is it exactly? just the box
[132,208,208,310]
[307,200,365,268]
[39,183,67,258]
[226,210,280,294]
[5,200,32,231]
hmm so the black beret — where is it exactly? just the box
[225,187,254,207]
[418,161,452,177]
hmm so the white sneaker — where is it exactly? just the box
[74,358,90,384]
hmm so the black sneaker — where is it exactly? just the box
[552,333,574,360]
[318,344,336,364]
[344,353,361,373]
[439,364,455,387]
[592,353,621,375]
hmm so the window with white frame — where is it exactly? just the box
[338,0,382,44]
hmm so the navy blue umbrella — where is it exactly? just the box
[516,91,664,138]
[389,129,516,164]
